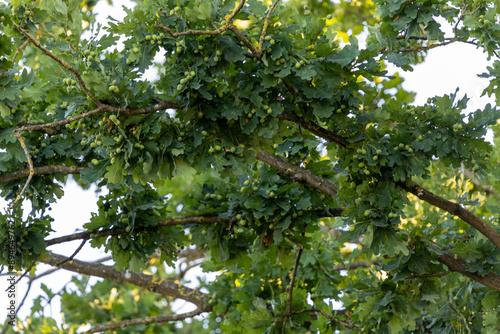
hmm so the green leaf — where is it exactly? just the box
[327,37,359,67]
[197,3,213,21]
[389,314,403,334]
[0,102,10,118]
[240,298,273,329]
[40,0,68,16]
[105,161,124,184]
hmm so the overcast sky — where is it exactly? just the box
[1,0,497,327]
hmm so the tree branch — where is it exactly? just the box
[437,251,500,291]
[277,112,500,251]
[6,133,34,211]
[40,252,209,307]
[383,37,466,54]
[399,180,500,250]
[45,216,231,246]
[0,165,87,184]
[81,307,210,334]
[278,113,346,148]
[255,150,339,197]
[154,22,231,37]
[463,168,499,197]
[56,239,86,266]
[16,100,180,134]
[258,0,282,56]
[281,246,303,334]
[155,1,261,57]
[12,22,101,106]
[333,260,382,271]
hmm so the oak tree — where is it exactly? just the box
[1,0,500,333]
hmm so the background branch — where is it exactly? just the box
[437,252,500,290]
[40,252,209,307]
[400,180,500,250]
[82,307,210,334]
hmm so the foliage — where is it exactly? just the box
[0,0,500,333]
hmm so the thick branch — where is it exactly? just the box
[45,216,231,246]
[82,308,210,334]
[0,165,87,184]
[40,252,208,307]
[255,150,339,197]
[399,180,500,250]
[438,252,500,291]
[277,113,500,251]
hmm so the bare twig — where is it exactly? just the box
[6,133,33,212]
[227,23,260,55]
[56,239,86,266]
[13,255,39,285]
[384,37,464,54]
[281,247,303,334]
[154,1,262,57]
[12,40,29,64]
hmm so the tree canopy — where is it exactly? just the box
[1,0,500,332]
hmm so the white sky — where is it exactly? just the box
[0,0,497,329]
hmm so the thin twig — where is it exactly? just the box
[6,133,34,212]
[384,37,464,54]
[258,0,282,55]
[227,23,260,55]
[406,270,451,280]
[82,307,210,334]
[12,40,29,64]
[13,255,39,285]
[281,246,303,334]
[12,22,101,106]
[154,22,231,37]
[56,239,86,266]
